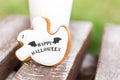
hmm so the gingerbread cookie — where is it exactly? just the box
[16,17,71,66]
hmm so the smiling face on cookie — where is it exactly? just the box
[16,17,71,66]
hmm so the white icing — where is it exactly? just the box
[16,17,69,66]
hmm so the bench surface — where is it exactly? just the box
[95,24,120,80]
[13,21,92,80]
[0,16,29,80]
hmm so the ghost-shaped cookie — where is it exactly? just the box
[16,17,71,66]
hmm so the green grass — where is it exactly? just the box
[71,0,120,55]
[1,0,120,55]
[0,0,29,18]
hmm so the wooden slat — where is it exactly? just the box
[6,71,16,80]
[78,54,98,80]
[95,24,120,80]
[0,15,30,80]
[13,21,92,80]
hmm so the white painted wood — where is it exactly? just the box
[0,15,29,80]
[95,24,120,80]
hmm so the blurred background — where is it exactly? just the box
[0,0,120,55]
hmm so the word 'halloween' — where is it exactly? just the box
[31,47,61,55]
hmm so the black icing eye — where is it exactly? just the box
[22,35,24,39]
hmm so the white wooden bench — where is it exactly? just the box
[2,16,120,80]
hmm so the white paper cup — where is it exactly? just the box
[29,0,73,32]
